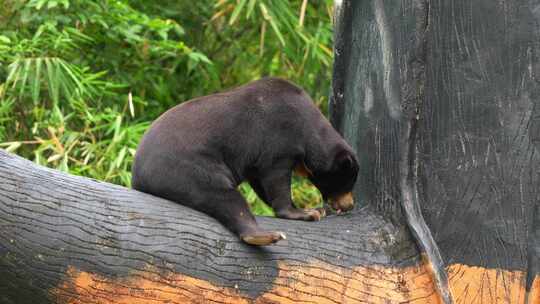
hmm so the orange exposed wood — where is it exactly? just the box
[527,275,540,304]
[54,266,251,304]
[259,261,440,304]
[53,261,539,303]
[52,261,442,304]
[447,264,528,304]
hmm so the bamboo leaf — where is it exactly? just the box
[7,60,21,89]
[299,0,308,27]
[116,147,127,168]
[47,1,58,9]
[35,0,47,10]
[246,0,257,18]
[113,115,122,140]
[260,3,286,46]
[0,35,11,44]
[45,58,60,105]
[47,154,63,163]
[18,59,32,100]
[57,60,84,94]
[259,2,270,20]
[229,0,248,25]
[214,0,227,8]
[32,58,42,104]
[128,92,134,118]
[5,142,22,153]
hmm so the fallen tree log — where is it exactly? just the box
[0,149,441,304]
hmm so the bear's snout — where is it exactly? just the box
[329,192,354,213]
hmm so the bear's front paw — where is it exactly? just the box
[305,208,324,221]
[275,207,324,221]
[241,231,286,246]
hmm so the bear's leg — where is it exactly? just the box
[252,162,323,221]
[205,189,286,246]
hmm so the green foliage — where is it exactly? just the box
[0,0,332,214]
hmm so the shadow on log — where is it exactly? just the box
[0,150,441,303]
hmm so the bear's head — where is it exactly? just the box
[297,149,359,213]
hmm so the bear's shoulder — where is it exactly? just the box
[252,77,304,95]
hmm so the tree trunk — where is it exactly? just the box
[330,1,540,303]
[0,149,442,303]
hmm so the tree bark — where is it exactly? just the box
[330,1,540,303]
[0,149,442,303]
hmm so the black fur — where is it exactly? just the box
[132,77,358,243]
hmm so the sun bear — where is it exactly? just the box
[132,77,358,246]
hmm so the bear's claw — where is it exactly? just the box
[241,231,286,246]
